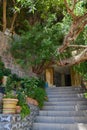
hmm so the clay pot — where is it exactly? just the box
[16,105,21,114]
[33,99,38,106]
[26,97,34,105]
[3,98,18,114]
[26,97,38,106]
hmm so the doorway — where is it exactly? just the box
[65,74,71,86]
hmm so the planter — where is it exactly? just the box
[3,98,18,114]
[26,97,34,105]
[16,105,21,114]
[33,100,38,106]
[26,97,38,106]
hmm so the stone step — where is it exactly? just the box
[39,110,87,117]
[44,101,87,106]
[33,123,87,130]
[43,105,87,111]
[46,92,83,95]
[36,116,87,123]
[46,87,81,90]
[46,87,82,90]
[47,93,82,96]
[33,87,87,130]
[48,97,87,102]
[46,89,83,93]
[47,94,84,98]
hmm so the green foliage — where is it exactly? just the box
[17,89,30,118]
[20,77,47,108]
[74,0,87,16]
[0,59,11,84]
[4,91,17,98]
[16,0,36,13]
[0,69,4,82]
[10,16,64,68]
[34,87,46,108]
[73,62,87,80]
[36,78,45,89]
[0,58,4,81]
[60,12,72,35]
[5,75,16,92]
[35,0,64,19]
[84,93,87,98]
[83,26,87,45]
[3,68,11,76]
[0,59,4,69]
[21,77,38,98]
[20,104,30,118]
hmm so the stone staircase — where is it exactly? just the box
[33,87,87,130]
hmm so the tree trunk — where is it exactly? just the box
[3,0,7,32]
[10,12,18,33]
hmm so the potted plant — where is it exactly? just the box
[3,91,18,114]
[2,75,18,114]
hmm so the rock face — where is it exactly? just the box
[0,31,36,77]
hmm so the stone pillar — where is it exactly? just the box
[45,68,53,87]
[70,67,81,87]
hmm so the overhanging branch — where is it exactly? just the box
[68,45,87,48]
[57,48,87,66]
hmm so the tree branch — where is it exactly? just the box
[58,13,87,53]
[10,12,18,33]
[68,45,87,48]
[57,48,87,66]
[3,0,7,32]
[64,0,76,19]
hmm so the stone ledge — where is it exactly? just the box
[0,114,21,122]
[0,104,39,130]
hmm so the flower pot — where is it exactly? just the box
[33,99,38,106]
[3,98,18,114]
[26,97,38,106]
[16,105,21,114]
[26,97,34,105]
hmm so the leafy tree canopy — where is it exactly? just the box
[0,0,87,75]
[10,14,64,68]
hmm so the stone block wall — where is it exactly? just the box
[0,104,39,130]
[0,92,39,130]
[0,31,36,77]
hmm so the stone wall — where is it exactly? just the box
[0,31,36,77]
[0,104,39,130]
[0,92,39,130]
